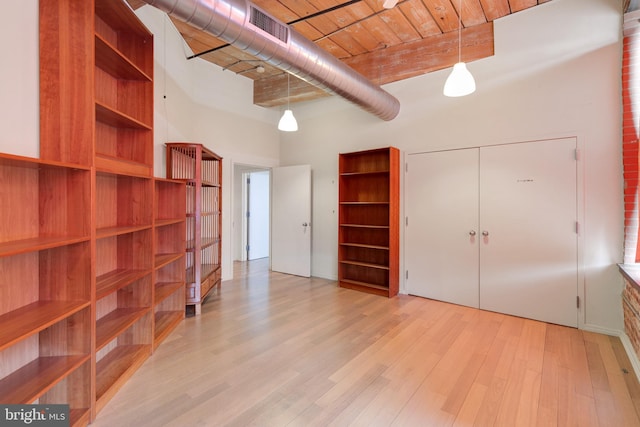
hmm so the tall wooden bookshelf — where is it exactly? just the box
[28,0,186,422]
[338,147,400,297]
[166,143,223,315]
[0,154,93,427]
[153,178,186,349]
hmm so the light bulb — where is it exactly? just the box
[443,62,476,97]
[278,109,298,132]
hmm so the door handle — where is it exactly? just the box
[469,230,476,236]
[302,222,309,227]
[482,231,489,236]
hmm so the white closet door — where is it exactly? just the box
[479,138,578,327]
[406,149,480,308]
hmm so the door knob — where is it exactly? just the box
[469,230,476,236]
[302,222,309,227]
[482,231,489,236]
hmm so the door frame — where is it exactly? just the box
[403,136,585,328]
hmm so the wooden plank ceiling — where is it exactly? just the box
[127,0,552,107]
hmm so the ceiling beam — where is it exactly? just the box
[253,22,494,108]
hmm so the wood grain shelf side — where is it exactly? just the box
[154,253,184,270]
[95,308,151,351]
[95,344,151,412]
[0,301,90,352]
[155,282,184,305]
[153,311,183,349]
[0,355,90,404]
[96,269,151,300]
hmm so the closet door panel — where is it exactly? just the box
[479,138,578,327]
[406,149,480,308]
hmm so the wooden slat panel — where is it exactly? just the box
[378,8,423,43]
[346,22,494,84]
[423,0,461,33]
[509,0,539,13]
[480,0,511,21]
[399,1,443,38]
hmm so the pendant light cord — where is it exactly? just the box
[458,0,462,63]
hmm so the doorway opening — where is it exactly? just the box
[233,164,270,265]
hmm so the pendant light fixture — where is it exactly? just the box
[278,73,298,132]
[443,0,476,97]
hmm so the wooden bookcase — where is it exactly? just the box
[153,178,186,349]
[33,0,185,422]
[338,147,400,297]
[166,143,223,315]
[0,154,93,427]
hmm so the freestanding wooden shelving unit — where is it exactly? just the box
[338,147,400,297]
[166,143,223,315]
[21,0,187,423]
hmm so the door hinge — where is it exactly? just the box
[575,149,580,161]
[575,221,579,234]
[405,163,409,173]
[246,245,250,252]
[406,270,409,280]
[247,177,251,184]
[406,217,408,227]
[246,211,250,218]
[576,296,580,309]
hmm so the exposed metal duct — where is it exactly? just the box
[141,0,401,121]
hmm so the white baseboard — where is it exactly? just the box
[619,332,640,383]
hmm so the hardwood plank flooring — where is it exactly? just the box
[92,259,640,426]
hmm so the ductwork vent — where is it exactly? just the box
[249,6,288,43]
[142,0,400,121]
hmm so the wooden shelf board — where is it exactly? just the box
[201,180,221,187]
[154,311,183,349]
[95,344,151,408]
[339,224,389,229]
[339,260,390,270]
[155,282,184,305]
[340,201,390,205]
[154,218,184,227]
[95,0,152,37]
[95,155,153,177]
[339,242,389,250]
[0,355,90,403]
[95,34,151,81]
[155,253,184,270]
[340,170,390,176]
[96,269,151,300]
[96,307,150,351]
[0,301,90,352]
[95,101,152,130]
[339,279,389,293]
[0,153,91,171]
[200,237,220,249]
[0,235,90,258]
[97,224,152,239]
[70,408,91,427]
[186,237,220,251]
[185,264,220,285]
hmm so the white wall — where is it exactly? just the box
[279,0,624,334]
[0,1,39,157]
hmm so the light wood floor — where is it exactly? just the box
[92,258,640,426]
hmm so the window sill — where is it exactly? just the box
[619,263,640,292]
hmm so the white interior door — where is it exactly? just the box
[247,171,270,260]
[406,149,480,308]
[479,139,578,327]
[271,165,311,277]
